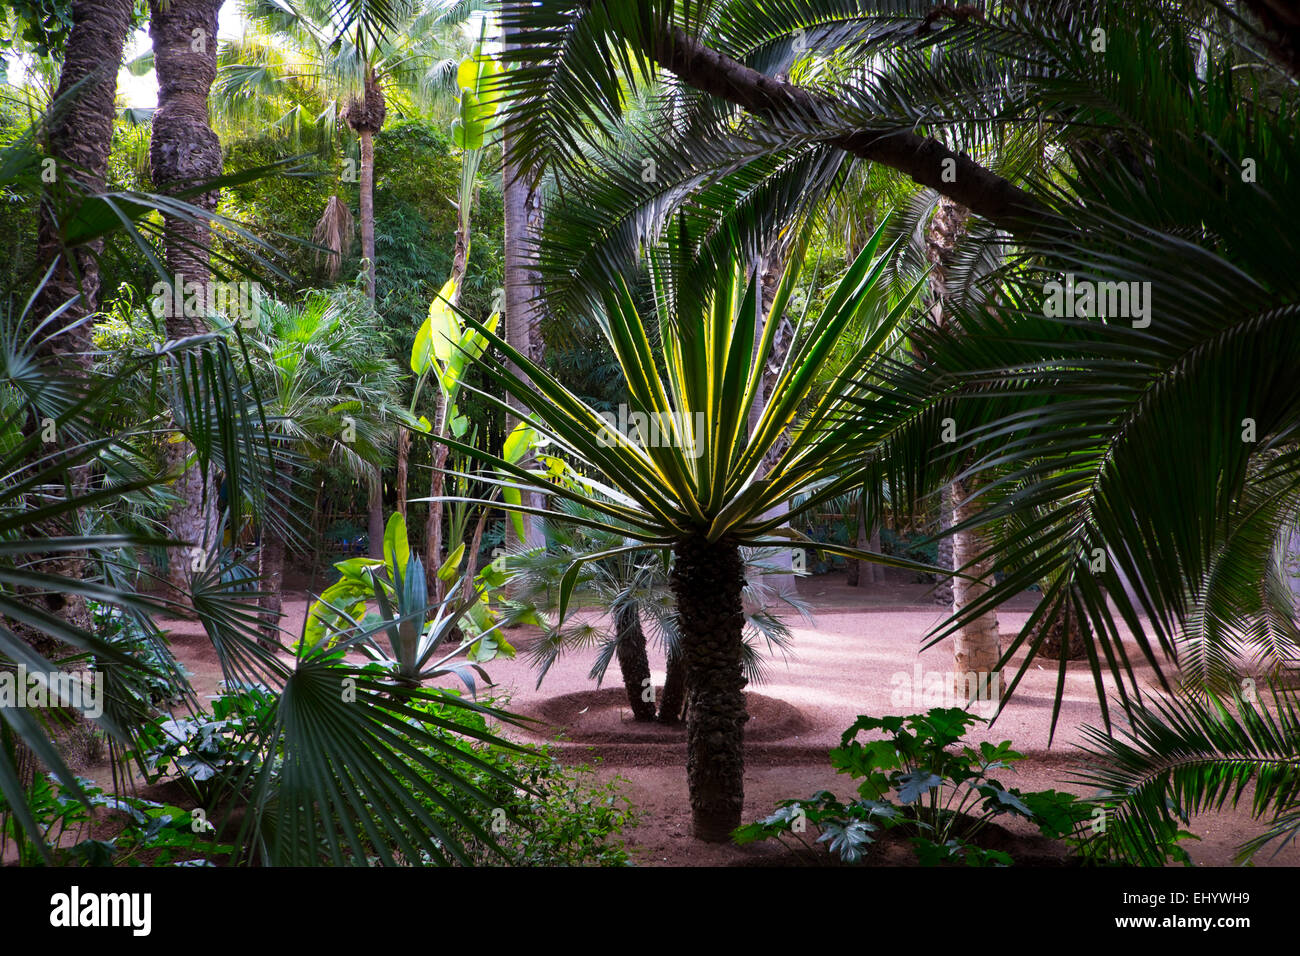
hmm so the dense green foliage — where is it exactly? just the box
[736,709,1094,866]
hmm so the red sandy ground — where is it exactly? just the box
[144,568,1299,868]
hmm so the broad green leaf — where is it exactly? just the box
[451,119,483,151]
[333,557,383,581]
[411,319,434,375]
[428,278,460,366]
[461,89,495,129]
[503,486,525,541]
[438,542,466,582]
[456,57,480,93]
[503,421,535,465]
[383,513,410,582]
[557,560,582,624]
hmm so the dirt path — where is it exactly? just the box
[148,571,1299,867]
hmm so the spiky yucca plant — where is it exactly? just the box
[439,221,927,840]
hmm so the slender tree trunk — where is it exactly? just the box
[258,459,293,647]
[847,491,880,587]
[149,0,225,598]
[395,425,410,520]
[934,494,955,607]
[614,603,656,721]
[359,127,376,301]
[367,467,384,560]
[949,476,1002,699]
[924,196,1001,696]
[358,126,387,549]
[24,0,133,647]
[658,650,687,723]
[747,244,796,595]
[459,493,496,602]
[32,0,134,354]
[422,207,474,595]
[341,72,385,543]
[672,534,748,842]
[501,12,545,553]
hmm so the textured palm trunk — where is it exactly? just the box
[658,650,687,723]
[501,12,545,553]
[949,476,1002,698]
[747,244,796,594]
[258,459,293,647]
[149,0,225,597]
[672,535,748,842]
[367,468,384,560]
[923,196,1000,688]
[933,495,955,607]
[847,492,880,587]
[24,0,133,652]
[358,124,385,555]
[395,425,410,520]
[33,0,134,353]
[614,604,656,721]
[359,127,376,301]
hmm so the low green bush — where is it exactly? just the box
[735,708,1092,866]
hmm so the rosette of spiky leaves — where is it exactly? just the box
[435,217,933,622]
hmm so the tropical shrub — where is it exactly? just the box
[735,708,1092,866]
[442,221,931,841]
[134,684,277,809]
[0,771,234,867]
[394,695,636,867]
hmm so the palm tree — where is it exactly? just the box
[31,0,135,356]
[218,0,470,301]
[3,111,528,867]
[147,0,228,596]
[500,2,545,551]
[488,0,1300,856]
[440,223,928,840]
[217,0,472,556]
[227,285,404,644]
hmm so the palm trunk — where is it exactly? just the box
[395,425,410,520]
[658,650,687,723]
[847,491,879,587]
[24,0,131,646]
[615,603,656,721]
[258,459,293,647]
[367,467,384,560]
[501,13,545,552]
[359,127,376,301]
[923,195,1000,686]
[149,0,225,597]
[672,534,748,842]
[33,0,134,355]
[357,118,384,550]
[949,476,1002,698]
[934,493,955,607]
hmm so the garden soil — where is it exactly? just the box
[140,568,1300,868]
